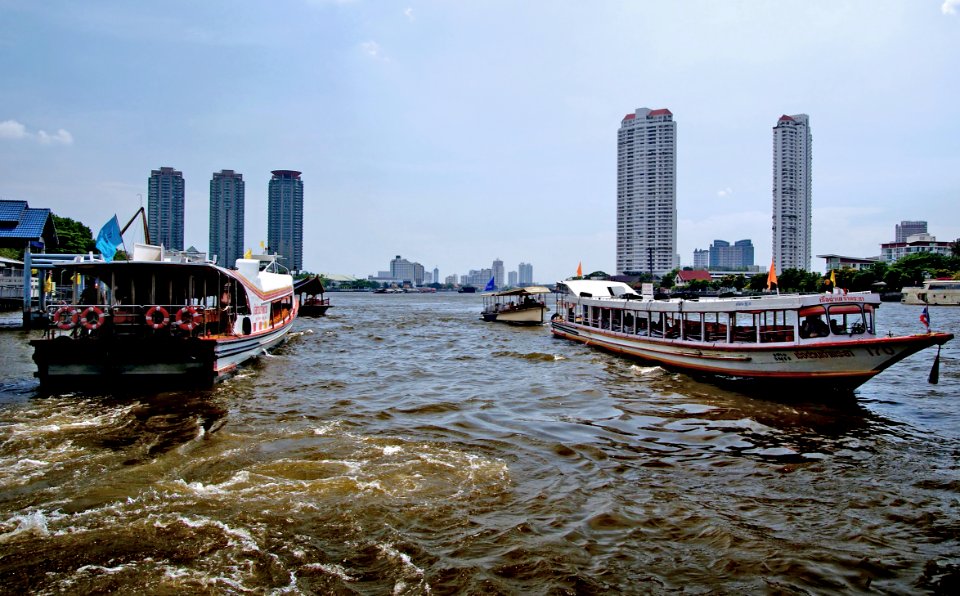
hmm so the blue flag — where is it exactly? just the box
[96,215,123,262]
[484,276,495,291]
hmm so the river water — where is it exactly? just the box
[0,293,957,594]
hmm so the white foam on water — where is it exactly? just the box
[302,562,356,582]
[156,514,261,553]
[0,510,50,541]
[76,563,129,575]
[381,445,403,456]
[631,364,665,376]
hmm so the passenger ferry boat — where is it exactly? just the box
[901,279,960,306]
[551,279,952,392]
[31,244,297,389]
[481,286,551,325]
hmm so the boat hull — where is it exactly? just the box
[482,306,547,325]
[31,321,294,390]
[299,304,331,317]
[551,320,951,391]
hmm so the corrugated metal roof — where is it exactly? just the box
[0,200,56,244]
[0,201,27,224]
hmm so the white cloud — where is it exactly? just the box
[360,40,384,60]
[943,0,959,15]
[404,7,415,22]
[37,129,74,145]
[0,119,28,139]
[717,187,733,198]
[0,119,73,145]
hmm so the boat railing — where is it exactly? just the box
[42,303,230,338]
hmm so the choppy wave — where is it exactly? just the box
[0,297,958,592]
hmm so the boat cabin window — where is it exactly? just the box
[798,304,872,338]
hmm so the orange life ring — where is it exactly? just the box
[53,306,77,330]
[80,306,106,330]
[175,306,202,331]
[144,306,169,329]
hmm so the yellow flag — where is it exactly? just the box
[244,248,253,259]
[576,262,583,277]
[259,241,265,250]
[830,269,836,286]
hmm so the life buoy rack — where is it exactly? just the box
[145,306,170,329]
[175,306,202,331]
[80,306,106,330]
[53,306,78,330]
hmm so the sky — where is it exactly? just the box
[1,0,958,284]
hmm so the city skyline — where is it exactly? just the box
[2,2,958,283]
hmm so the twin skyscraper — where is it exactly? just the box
[616,109,812,277]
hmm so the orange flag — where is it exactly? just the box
[766,258,777,291]
[576,262,583,277]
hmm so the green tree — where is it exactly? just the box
[51,214,96,254]
[747,272,768,292]
[659,268,679,290]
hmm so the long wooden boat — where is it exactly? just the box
[31,246,297,390]
[551,279,952,392]
[294,275,332,317]
[481,286,550,325]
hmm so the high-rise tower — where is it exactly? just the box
[617,108,677,277]
[772,114,812,272]
[209,170,245,269]
[267,170,304,272]
[147,167,185,250]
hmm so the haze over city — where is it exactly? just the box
[2,1,958,283]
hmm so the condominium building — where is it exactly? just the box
[709,239,755,270]
[508,271,518,287]
[267,170,304,272]
[389,255,425,286]
[617,107,677,277]
[895,220,927,243]
[209,170,245,269]
[518,262,533,285]
[148,167,185,250]
[880,234,952,262]
[771,114,812,272]
[492,258,505,290]
[693,249,709,270]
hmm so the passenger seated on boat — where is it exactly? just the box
[830,319,845,335]
[800,315,829,339]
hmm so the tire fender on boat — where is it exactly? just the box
[80,306,106,330]
[53,306,78,330]
[145,306,170,329]
[175,306,202,331]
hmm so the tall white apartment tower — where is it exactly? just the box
[617,107,677,277]
[772,114,812,272]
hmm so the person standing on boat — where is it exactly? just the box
[80,279,105,305]
[220,283,234,334]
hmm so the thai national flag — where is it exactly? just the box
[920,306,930,328]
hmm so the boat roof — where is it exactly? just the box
[559,279,880,312]
[294,276,326,295]
[558,279,639,298]
[484,285,552,297]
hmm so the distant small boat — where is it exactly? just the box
[901,279,960,306]
[481,286,551,325]
[458,286,477,294]
[294,276,332,317]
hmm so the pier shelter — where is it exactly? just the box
[0,200,59,326]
